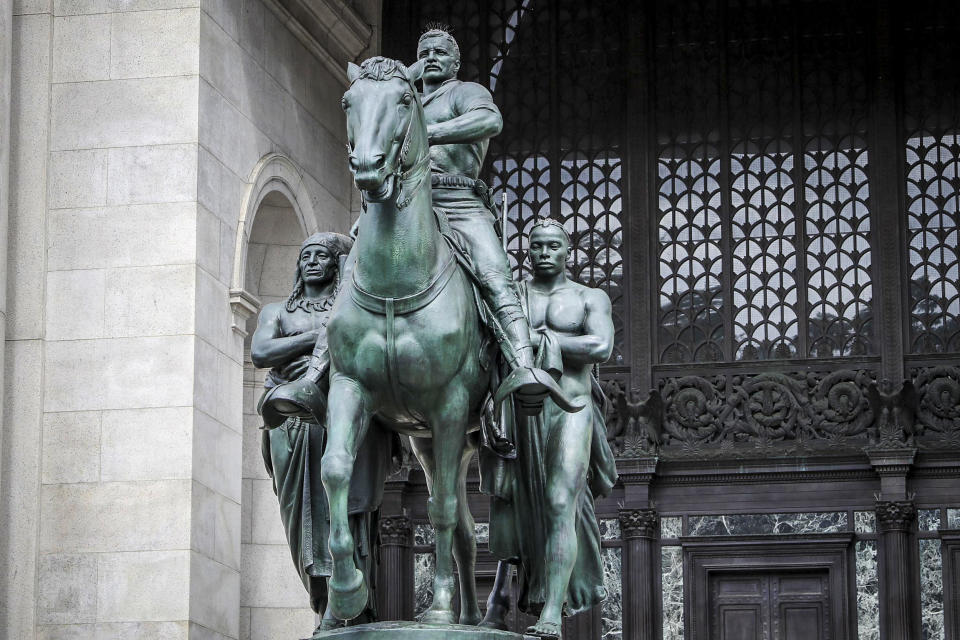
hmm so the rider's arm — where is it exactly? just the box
[427,83,503,145]
[250,303,320,369]
[555,288,615,366]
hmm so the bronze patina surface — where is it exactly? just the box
[252,233,395,633]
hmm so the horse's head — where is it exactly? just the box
[342,57,427,203]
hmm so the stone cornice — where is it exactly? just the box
[266,0,374,89]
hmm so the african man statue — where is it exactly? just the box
[480,219,619,639]
[251,232,395,632]
[415,27,572,414]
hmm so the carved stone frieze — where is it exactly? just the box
[875,501,917,532]
[379,515,413,545]
[913,366,960,446]
[619,508,658,540]
[652,369,876,456]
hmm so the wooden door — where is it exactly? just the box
[708,571,830,640]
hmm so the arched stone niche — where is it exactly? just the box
[235,153,321,636]
[229,153,317,336]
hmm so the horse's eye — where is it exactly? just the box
[401,93,412,106]
[341,98,349,110]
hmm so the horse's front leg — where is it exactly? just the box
[320,373,372,620]
[454,435,482,625]
[421,391,470,625]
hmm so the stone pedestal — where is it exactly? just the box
[312,621,534,640]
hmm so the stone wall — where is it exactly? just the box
[1,1,379,638]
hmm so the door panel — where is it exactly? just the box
[719,605,761,640]
[782,605,822,640]
[708,570,830,640]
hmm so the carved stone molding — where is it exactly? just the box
[229,288,261,337]
[876,501,917,532]
[379,515,413,546]
[913,366,960,446]
[619,508,658,540]
[653,369,878,457]
[865,447,917,476]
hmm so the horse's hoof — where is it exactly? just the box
[328,570,368,621]
[419,607,457,625]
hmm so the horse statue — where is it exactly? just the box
[318,56,493,625]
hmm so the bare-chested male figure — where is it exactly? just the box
[482,219,618,638]
[416,27,567,411]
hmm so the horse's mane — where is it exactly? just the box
[354,56,409,83]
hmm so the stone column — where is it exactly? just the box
[619,508,659,640]
[377,514,414,621]
[876,500,918,640]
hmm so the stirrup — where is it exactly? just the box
[493,366,585,416]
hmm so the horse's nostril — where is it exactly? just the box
[374,154,385,168]
[348,155,359,171]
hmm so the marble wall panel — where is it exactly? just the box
[599,518,621,541]
[475,522,489,545]
[661,546,683,640]
[948,508,960,529]
[660,516,682,539]
[414,523,435,547]
[919,509,942,532]
[855,510,876,533]
[601,547,622,640]
[856,540,879,640]
[687,511,847,536]
[414,553,435,619]
[920,539,945,640]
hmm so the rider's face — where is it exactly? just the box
[417,36,460,84]
[528,226,569,277]
[299,246,337,286]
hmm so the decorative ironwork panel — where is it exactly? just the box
[654,0,725,364]
[654,0,874,363]
[904,0,960,354]
[727,0,800,361]
[799,0,873,358]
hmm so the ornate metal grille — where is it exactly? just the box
[904,0,960,354]
[654,0,874,364]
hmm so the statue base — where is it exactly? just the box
[310,621,536,640]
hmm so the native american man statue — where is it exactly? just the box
[251,232,395,633]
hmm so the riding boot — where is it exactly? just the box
[492,306,584,416]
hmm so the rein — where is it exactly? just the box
[392,103,430,210]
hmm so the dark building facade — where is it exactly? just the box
[374,1,960,638]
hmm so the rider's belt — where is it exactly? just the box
[431,173,478,189]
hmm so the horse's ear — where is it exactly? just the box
[406,59,426,84]
[347,62,362,83]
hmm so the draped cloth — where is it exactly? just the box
[482,320,618,616]
[259,374,394,618]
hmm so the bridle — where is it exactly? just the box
[349,74,430,211]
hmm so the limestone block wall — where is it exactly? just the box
[1,1,380,638]
[194,2,378,636]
